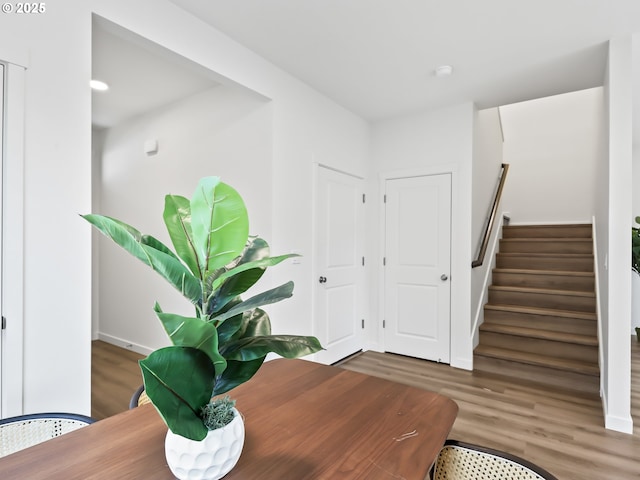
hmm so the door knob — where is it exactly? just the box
[440,274,448,281]
[319,276,327,284]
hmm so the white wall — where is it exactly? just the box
[500,87,604,225]
[0,0,370,416]
[0,1,93,415]
[600,37,633,434]
[96,85,272,352]
[370,102,475,369]
[91,0,370,352]
[470,108,504,344]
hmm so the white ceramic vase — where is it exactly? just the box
[164,409,245,480]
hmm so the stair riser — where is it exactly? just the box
[499,240,592,254]
[496,255,593,272]
[480,331,598,363]
[474,355,599,394]
[484,309,597,336]
[492,271,594,292]
[502,225,592,239]
[489,289,595,313]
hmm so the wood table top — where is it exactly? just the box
[0,358,458,479]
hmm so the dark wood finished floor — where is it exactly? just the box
[91,340,144,419]
[92,339,640,480]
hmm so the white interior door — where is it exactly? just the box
[0,63,4,415]
[1,61,24,419]
[314,166,364,364]
[384,174,451,363]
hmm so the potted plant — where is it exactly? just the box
[83,176,322,479]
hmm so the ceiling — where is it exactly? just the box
[93,1,640,128]
[92,18,220,129]
[164,0,640,121]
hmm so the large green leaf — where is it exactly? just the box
[208,237,270,313]
[209,254,298,293]
[82,214,201,304]
[190,177,249,273]
[216,313,245,345]
[222,335,323,361]
[213,357,266,396]
[163,194,200,278]
[154,304,227,377]
[217,308,271,346]
[230,308,271,342]
[210,281,294,326]
[140,346,214,441]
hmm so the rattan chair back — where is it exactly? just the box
[432,440,558,480]
[0,413,95,458]
[129,385,152,409]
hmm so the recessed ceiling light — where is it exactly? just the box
[90,79,109,91]
[434,65,453,77]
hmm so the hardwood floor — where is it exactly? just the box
[91,339,640,479]
[91,340,144,419]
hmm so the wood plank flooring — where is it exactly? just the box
[91,340,144,419]
[91,339,640,479]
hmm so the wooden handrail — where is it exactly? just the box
[472,163,509,268]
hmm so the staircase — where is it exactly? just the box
[474,224,600,395]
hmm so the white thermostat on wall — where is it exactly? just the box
[144,139,158,156]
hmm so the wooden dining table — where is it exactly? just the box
[0,358,458,479]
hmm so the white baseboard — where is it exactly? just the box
[601,389,634,434]
[451,357,473,371]
[605,413,634,434]
[97,332,154,357]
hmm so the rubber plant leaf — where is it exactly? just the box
[154,304,227,377]
[208,237,271,314]
[213,357,266,396]
[140,346,215,441]
[190,177,249,274]
[222,335,323,362]
[81,214,201,304]
[163,194,200,278]
[210,281,294,326]
[210,254,298,292]
[218,308,271,346]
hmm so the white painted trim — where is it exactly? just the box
[1,63,25,418]
[605,411,634,434]
[593,217,633,434]
[592,218,605,400]
[97,332,153,357]
[600,380,633,434]
[377,164,459,363]
[471,213,504,347]
[315,162,365,180]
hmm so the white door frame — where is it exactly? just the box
[378,164,465,365]
[1,61,25,418]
